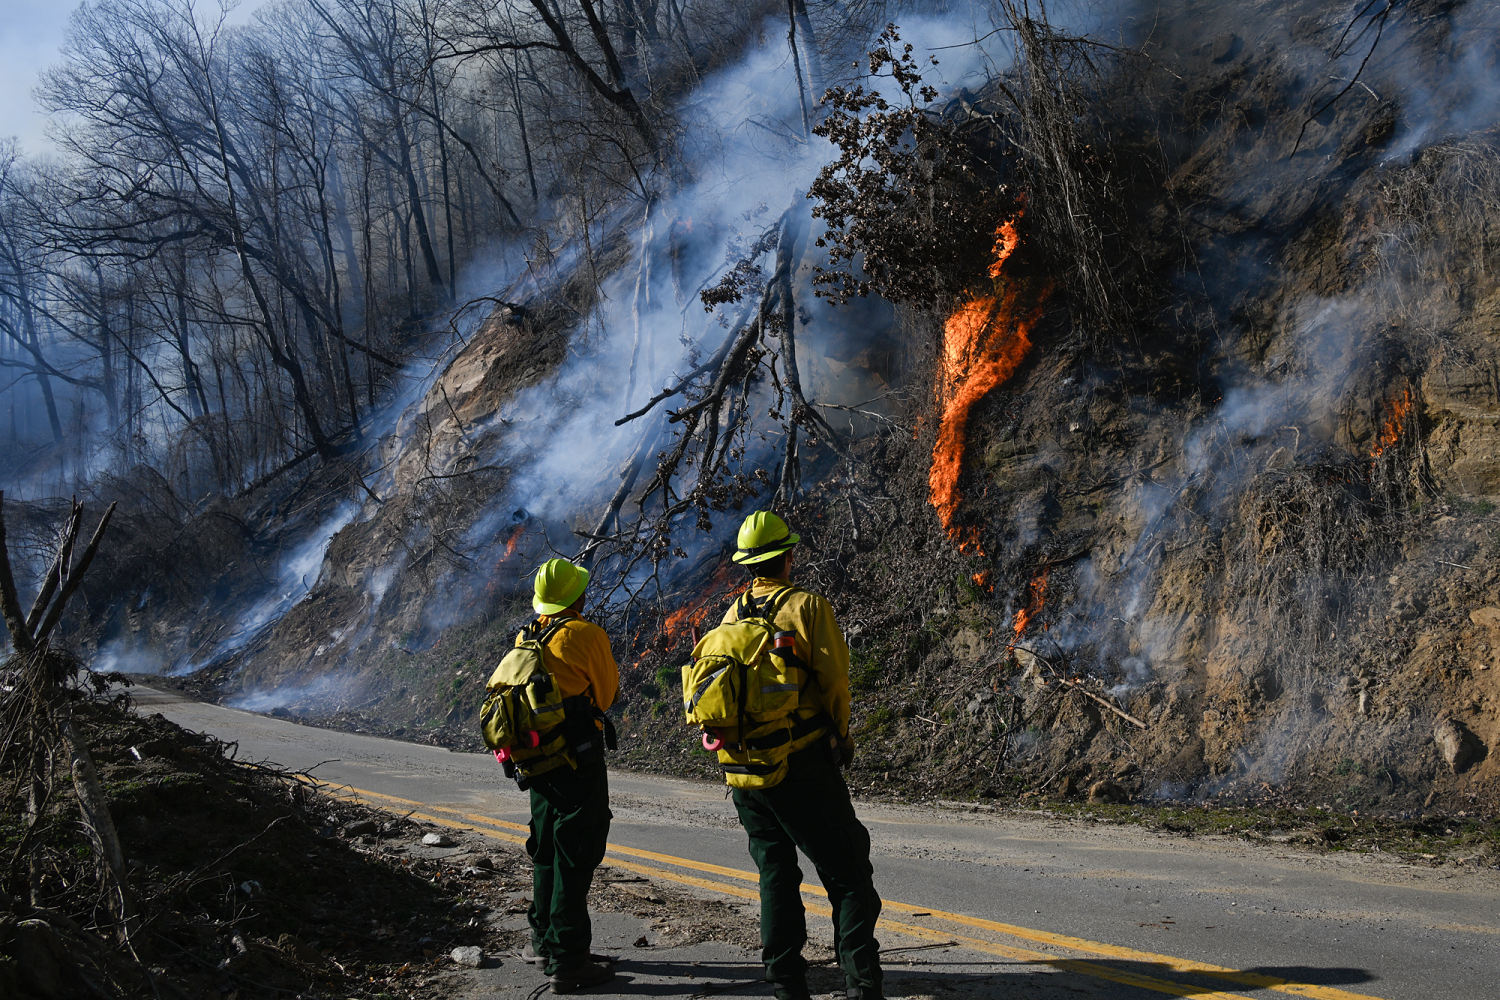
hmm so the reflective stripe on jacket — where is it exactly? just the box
[720,576,851,752]
[537,612,619,712]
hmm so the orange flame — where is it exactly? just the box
[1371,385,1414,457]
[929,284,1049,536]
[663,603,714,642]
[663,564,745,647]
[1010,567,1049,649]
[972,569,993,592]
[482,523,529,600]
[988,217,1021,279]
[930,209,1050,540]
[502,524,525,559]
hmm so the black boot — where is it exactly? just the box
[549,958,615,994]
[772,980,812,1000]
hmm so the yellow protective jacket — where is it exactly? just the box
[720,576,851,753]
[536,611,619,714]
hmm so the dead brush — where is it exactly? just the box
[990,0,1139,337]
[1232,460,1379,596]
[1366,134,1500,337]
[1226,458,1389,699]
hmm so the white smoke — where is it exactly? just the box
[228,669,362,713]
[1376,1,1500,162]
[94,639,165,675]
[175,500,358,674]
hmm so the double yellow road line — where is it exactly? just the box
[323,781,1387,1000]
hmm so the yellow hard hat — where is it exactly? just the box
[732,511,800,565]
[533,558,589,614]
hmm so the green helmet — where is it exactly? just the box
[533,558,589,614]
[732,511,800,565]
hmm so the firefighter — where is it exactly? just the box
[521,558,619,993]
[720,511,884,1000]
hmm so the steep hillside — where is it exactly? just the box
[91,0,1500,816]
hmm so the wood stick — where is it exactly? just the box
[25,501,81,635]
[33,502,116,646]
[0,492,34,654]
[1057,676,1147,729]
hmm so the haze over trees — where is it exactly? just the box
[0,0,811,502]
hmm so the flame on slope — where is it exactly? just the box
[663,603,715,644]
[988,216,1021,279]
[930,211,1050,543]
[930,285,1049,538]
[662,563,745,647]
[1371,385,1414,457]
[481,523,530,602]
[501,523,525,560]
[1010,567,1049,649]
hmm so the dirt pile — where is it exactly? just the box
[1,694,498,998]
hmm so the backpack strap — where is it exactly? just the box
[734,586,809,674]
[735,585,799,623]
[534,619,617,757]
[523,617,572,647]
[742,712,830,750]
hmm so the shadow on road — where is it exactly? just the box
[875,958,1379,998]
[592,956,1380,999]
[1238,965,1379,986]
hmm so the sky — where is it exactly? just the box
[0,0,82,154]
[0,0,269,156]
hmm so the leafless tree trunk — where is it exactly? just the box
[0,493,130,938]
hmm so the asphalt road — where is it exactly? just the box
[132,686,1499,1000]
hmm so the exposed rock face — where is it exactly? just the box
[1434,717,1485,775]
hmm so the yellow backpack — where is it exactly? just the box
[681,586,818,789]
[480,620,574,783]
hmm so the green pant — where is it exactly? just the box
[732,744,883,997]
[526,755,611,975]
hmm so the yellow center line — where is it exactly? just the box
[322,781,1389,1000]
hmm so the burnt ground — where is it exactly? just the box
[0,694,758,1000]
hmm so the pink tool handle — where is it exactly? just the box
[702,731,725,752]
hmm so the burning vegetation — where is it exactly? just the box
[929,213,1052,543]
[661,563,745,649]
[1010,567,1049,651]
[1371,385,1415,458]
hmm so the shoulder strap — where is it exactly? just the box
[736,585,800,622]
[763,585,799,621]
[522,618,572,648]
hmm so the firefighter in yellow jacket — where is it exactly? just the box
[720,512,884,1000]
[522,558,618,993]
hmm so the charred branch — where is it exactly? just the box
[1293,0,1407,156]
